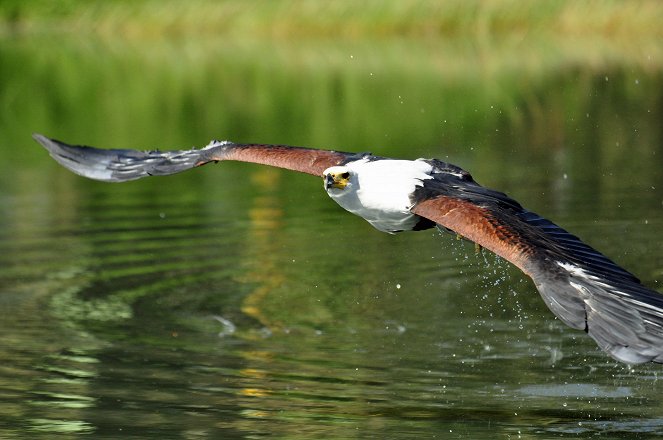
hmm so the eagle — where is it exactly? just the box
[33,133,663,365]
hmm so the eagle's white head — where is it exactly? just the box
[322,159,433,233]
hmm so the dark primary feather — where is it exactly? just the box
[33,134,223,182]
[412,159,663,364]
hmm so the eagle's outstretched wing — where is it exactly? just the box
[33,134,359,181]
[411,159,663,364]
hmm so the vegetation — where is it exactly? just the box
[1,0,663,41]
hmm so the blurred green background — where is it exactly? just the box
[2,0,663,163]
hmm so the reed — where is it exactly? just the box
[2,0,663,40]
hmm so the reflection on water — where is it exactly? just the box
[1,34,663,439]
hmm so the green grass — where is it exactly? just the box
[2,0,663,41]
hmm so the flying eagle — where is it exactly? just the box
[33,133,663,365]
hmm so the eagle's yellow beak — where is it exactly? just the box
[324,171,350,190]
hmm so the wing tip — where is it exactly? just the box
[33,133,72,156]
[32,132,53,149]
[33,133,122,182]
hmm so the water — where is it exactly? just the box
[1,33,663,439]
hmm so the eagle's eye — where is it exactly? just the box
[341,172,350,179]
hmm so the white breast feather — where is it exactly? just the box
[325,159,433,233]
